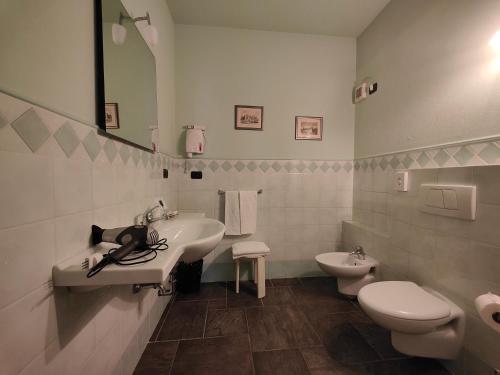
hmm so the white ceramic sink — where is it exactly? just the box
[53,213,225,288]
[315,252,379,278]
[152,216,225,263]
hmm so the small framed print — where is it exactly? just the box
[105,103,120,129]
[295,116,323,140]
[235,105,263,130]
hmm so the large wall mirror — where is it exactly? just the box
[95,0,157,151]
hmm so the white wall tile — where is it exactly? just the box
[53,156,92,216]
[0,151,54,229]
[473,166,500,206]
[54,211,92,262]
[346,166,500,375]
[0,221,55,309]
[92,158,118,208]
[0,284,57,375]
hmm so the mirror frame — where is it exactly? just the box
[94,0,154,153]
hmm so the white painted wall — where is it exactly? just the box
[175,25,356,160]
[0,0,177,155]
[355,0,500,158]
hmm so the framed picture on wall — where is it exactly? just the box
[105,103,120,129]
[295,116,323,140]
[235,105,264,130]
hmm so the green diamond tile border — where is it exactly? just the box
[402,154,413,169]
[103,139,118,162]
[247,161,258,171]
[433,149,450,167]
[209,160,219,172]
[343,162,353,172]
[453,146,473,166]
[119,145,131,164]
[379,158,389,170]
[308,162,318,172]
[196,160,206,170]
[132,148,141,165]
[234,161,245,172]
[0,111,7,129]
[221,161,232,172]
[416,152,430,167]
[82,131,101,161]
[53,122,80,157]
[259,161,270,172]
[295,162,306,172]
[11,108,50,152]
[478,143,500,164]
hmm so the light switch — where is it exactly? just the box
[426,189,444,208]
[443,190,458,210]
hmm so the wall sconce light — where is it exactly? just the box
[489,30,500,51]
[112,12,158,46]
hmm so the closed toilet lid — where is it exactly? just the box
[358,281,451,321]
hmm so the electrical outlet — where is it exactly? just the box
[394,171,409,192]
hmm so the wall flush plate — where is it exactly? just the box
[418,184,476,220]
[394,171,409,192]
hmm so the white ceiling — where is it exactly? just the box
[165,0,391,37]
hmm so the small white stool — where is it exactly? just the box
[232,241,270,298]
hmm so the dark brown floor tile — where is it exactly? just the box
[208,298,227,310]
[262,287,296,306]
[299,276,337,287]
[134,341,179,375]
[301,347,364,375]
[227,282,263,307]
[308,313,380,364]
[175,281,226,301]
[291,284,345,303]
[271,278,301,286]
[205,308,248,337]
[309,368,365,375]
[298,296,358,316]
[253,349,309,375]
[347,312,405,360]
[301,346,340,370]
[157,301,207,341]
[245,305,321,351]
[170,334,253,375]
[360,358,450,375]
[150,301,173,342]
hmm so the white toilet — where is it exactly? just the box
[358,281,465,360]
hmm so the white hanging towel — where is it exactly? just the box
[224,191,241,235]
[239,190,257,234]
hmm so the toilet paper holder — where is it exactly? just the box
[493,312,500,324]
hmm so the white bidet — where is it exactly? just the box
[315,252,379,296]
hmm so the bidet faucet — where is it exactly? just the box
[350,245,365,260]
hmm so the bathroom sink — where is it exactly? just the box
[315,252,379,278]
[52,213,225,288]
[152,216,225,263]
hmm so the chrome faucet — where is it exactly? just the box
[143,200,179,224]
[350,245,366,260]
[144,200,167,224]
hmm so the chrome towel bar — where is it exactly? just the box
[218,189,263,195]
